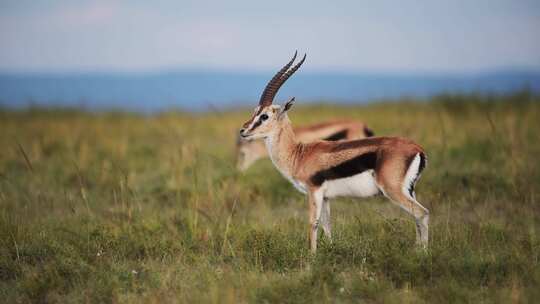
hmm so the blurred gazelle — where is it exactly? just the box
[236,120,374,171]
[239,52,429,252]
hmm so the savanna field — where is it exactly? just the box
[1,93,540,303]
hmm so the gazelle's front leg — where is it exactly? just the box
[308,189,324,253]
[321,198,332,242]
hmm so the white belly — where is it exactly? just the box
[323,170,380,198]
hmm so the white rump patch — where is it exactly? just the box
[402,153,421,200]
[323,170,380,199]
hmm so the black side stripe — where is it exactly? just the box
[309,152,377,186]
[323,130,348,141]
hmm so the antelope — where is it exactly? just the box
[236,120,374,171]
[239,52,429,252]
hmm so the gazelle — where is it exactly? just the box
[239,52,429,252]
[236,120,374,171]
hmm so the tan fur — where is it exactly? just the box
[239,54,429,252]
[236,120,370,171]
[240,105,429,252]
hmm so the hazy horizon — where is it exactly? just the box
[2,69,538,112]
[1,1,539,111]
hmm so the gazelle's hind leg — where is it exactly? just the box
[377,153,429,248]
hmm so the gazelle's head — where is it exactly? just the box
[239,51,306,140]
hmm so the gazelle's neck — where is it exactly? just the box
[264,115,301,178]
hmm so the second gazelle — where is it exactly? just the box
[239,52,430,252]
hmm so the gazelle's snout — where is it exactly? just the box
[239,128,248,138]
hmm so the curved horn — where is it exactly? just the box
[259,51,299,107]
[273,53,306,96]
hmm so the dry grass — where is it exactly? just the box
[1,92,539,303]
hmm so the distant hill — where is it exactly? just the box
[1,69,539,112]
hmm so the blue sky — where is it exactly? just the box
[1,0,539,73]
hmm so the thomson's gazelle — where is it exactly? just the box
[239,52,430,252]
[236,120,374,171]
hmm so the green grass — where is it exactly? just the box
[1,92,539,303]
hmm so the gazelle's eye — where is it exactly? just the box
[260,114,269,121]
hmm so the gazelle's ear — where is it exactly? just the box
[279,97,295,117]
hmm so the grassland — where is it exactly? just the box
[1,92,539,303]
